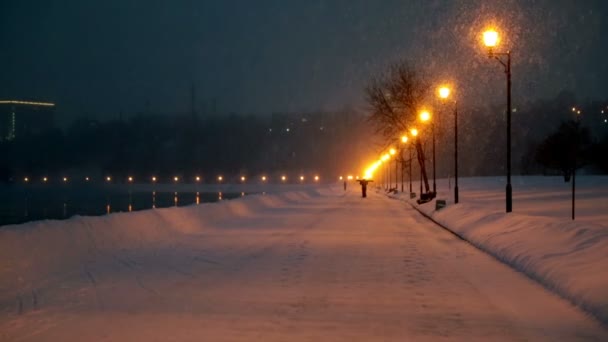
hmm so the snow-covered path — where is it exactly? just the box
[1,187,606,341]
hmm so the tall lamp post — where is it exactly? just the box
[483,28,512,213]
[410,128,418,194]
[419,110,435,195]
[438,85,459,203]
[401,135,408,193]
[390,148,397,191]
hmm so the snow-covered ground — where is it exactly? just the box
[0,180,606,340]
[391,175,608,326]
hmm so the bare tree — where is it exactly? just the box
[365,61,432,193]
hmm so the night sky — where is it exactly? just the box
[1,0,607,122]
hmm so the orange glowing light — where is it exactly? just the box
[410,128,418,137]
[218,176,223,182]
[241,176,246,182]
[314,175,319,181]
[174,176,179,182]
[401,135,408,143]
[128,176,133,182]
[281,175,287,181]
[438,86,451,99]
[347,175,353,180]
[339,176,343,180]
[483,29,499,48]
[300,176,304,181]
[419,110,431,122]
[195,176,201,182]
[389,148,396,155]
[152,176,157,182]
[261,176,267,181]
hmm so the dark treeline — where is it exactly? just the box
[0,109,369,183]
[415,91,608,178]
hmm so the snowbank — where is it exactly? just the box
[390,176,608,324]
[0,187,330,303]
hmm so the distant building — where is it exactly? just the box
[0,100,55,141]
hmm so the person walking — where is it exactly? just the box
[358,179,372,198]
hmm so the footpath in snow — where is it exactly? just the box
[0,183,606,341]
[391,175,608,326]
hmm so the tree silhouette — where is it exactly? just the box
[535,120,592,181]
[365,61,431,193]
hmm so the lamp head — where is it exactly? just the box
[419,110,431,122]
[438,86,451,99]
[483,29,499,48]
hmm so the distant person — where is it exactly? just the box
[344,181,347,191]
[358,179,373,198]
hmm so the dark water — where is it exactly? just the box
[0,185,244,226]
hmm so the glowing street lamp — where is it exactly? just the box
[438,86,451,99]
[410,128,418,137]
[63,177,68,182]
[24,177,29,183]
[389,148,396,155]
[128,176,133,183]
[314,175,319,182]
[173,176,179,182]
[483,29,499,49]
[241,176,246,182]
[419,110,431,122]
[281,175,287,182]
[151,176,157,183]
[401,135,408,144]
[438,84,459,204]
[43,177,48,183]
[300,176,305,181]
[420,109,436,194]
[195,176,201,182]
[261,175,267,181]
[106,176,112,182]
[482,27,513,212]
[85,177,90,182]
[218,176,223,182]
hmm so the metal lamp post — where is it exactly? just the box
[400,135,408,193]
[419,110,435,196]
[483,29,512,213]
[438,86,459,203]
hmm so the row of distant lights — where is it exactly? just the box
[21,175,322,183]
[572,106,608,123]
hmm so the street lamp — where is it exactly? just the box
[483,27,512,213]
[419,109,436,195]
[438,85,459,204]
[400,135,408,192]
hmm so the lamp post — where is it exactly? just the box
[401,135,408,193]
[483,28,512,213]
[390,148,396,191]
[382,153,390,191]
[438,85,459,203]
[410,128,418,195]
[419,110,435,195]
